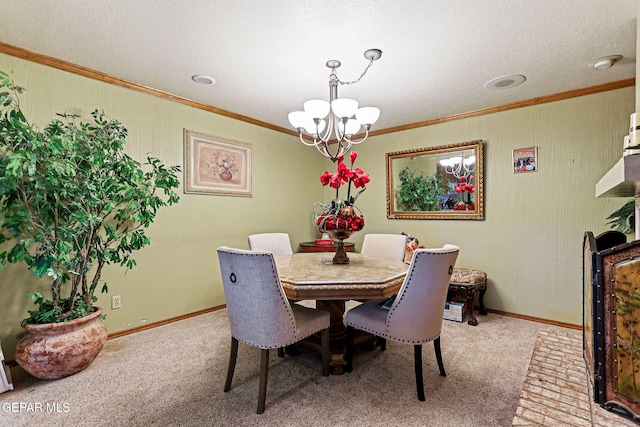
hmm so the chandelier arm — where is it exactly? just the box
[445,163,460,179]
[331,120,352,159]
[444,159,475,180]
[343,128,370,145]
[317,141,332,159]
[319,142,346,162]
[321,139,346,162]
[336,139,351,159]
[333,115,344,142]
[317,112,334,143]
[298,133,321,147]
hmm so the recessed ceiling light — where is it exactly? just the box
[192,74,216,85]
[484,74,526,90]
[590,55,622,70]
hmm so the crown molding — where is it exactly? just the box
[0,42,634,138]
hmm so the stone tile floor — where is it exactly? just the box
[512,329,638,427]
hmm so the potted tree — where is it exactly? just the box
[0,71,181,379]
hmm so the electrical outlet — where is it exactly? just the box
[111,295,122,310]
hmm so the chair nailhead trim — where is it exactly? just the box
[386,251,453,336]
[232,251,298,339]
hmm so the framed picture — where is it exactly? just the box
[386,140,484,220]
[184,130,252,197]
[513,146,537,173]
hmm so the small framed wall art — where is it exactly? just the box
[184,130,252,197]
[513,146,537,173]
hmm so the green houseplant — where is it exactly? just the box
[397,166,445,211]
[606,199,635,234]
[0,71,181,378]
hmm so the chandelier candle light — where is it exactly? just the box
[288,49,382,162]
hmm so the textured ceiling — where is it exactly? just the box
[0,0,639,134]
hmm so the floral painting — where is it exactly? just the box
[184,130,252,197]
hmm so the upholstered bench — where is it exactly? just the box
[448,268,487,326]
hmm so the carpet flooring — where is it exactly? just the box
[0,309,575,427]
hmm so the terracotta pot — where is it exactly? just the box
[15,307,108,380]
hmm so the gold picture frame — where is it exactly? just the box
[184,130,252,197]
[386,140,484,220]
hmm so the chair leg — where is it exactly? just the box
[414,344,425,401]
[434,337,446,377]
[321,327,330,376]
[345,326,354,373]
[377,337,387,351]
[224,337,238,392]
[277,347,284,357]
[257,349,269,414]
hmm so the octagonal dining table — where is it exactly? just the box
[274,252,409,374]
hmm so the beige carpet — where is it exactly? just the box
[0,309,575,427]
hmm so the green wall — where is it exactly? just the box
[0,54,325,357]
[0,53,635,359]
[351,88,634,325]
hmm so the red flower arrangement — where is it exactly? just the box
[319,151,370,203]
[316,151,369,232]
[452,175,475,210]
[453,175,475,195]
[316,210,365,231]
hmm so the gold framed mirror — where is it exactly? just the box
[386,140,484,220]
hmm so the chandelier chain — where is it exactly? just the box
[335,58,376,86]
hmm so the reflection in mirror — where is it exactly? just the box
[386,140,484,220]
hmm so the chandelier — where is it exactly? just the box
[288,49,382,162]
[440,155,476,179]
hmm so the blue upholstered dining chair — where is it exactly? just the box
[217,246,330,414]
[360,233,408,261]
[345,244,459,401]
[247,232,293,256]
